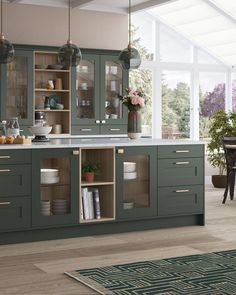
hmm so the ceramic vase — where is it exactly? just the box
[127,110,141,140]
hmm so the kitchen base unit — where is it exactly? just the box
[0,138,205,245]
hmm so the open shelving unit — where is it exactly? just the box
[79,147,115,223]
[34,51,71,135]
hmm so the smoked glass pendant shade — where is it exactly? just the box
[0,36,14,64]
[118,46,141,70]
[58,40,82,67]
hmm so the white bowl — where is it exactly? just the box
[124,162,136,173]
[29,125,52,136]
[41,169,58,178]
[124,171,137,180]
[41,176,59,184]
[124,202,134,210]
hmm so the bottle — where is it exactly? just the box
[6,117,20,137]
[0,121,6,136]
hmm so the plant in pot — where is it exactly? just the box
[207,110,236,188]
[82,160,100,183]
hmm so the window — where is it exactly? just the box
[161,71,191,139]
[199,72,226,139]
[232,72,236,112]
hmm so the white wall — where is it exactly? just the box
[3,3,127,49]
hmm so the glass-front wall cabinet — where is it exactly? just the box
[116,146,157,219]
[32,149,79,226]
[1,50,33,126]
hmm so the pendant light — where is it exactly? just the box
[58,0,82,67]
[0,0,14,64]
[118,0,141,70]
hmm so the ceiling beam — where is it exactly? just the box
[71,0,95,9]
[9,0,22,3]
[204,0,236,24]
[131,0,178,13]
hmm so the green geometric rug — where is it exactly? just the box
[65,249,236,295]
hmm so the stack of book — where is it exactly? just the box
[81,187,101,220]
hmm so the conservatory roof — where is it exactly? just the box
[147,0,236,67]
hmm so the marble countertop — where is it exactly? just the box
[0,137,204,149]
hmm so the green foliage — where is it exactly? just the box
[207,110,236,174]
[82,160,101,175]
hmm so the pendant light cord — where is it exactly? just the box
[128,0,131,46]
[68,0,71,42]
[1,0,3,36]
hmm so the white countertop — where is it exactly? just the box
[0,138,204,149]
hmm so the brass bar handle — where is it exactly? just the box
[73,150,80,156]
[0,202,11,205]
[110,129,121,131]
[0,169,11,172]
[81,129,92,132]
[175,150,190,153]
[175,162,190,165]
[175,189,190,193]
[117,148,124,154]
[0,156,11,159]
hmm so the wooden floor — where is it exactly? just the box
[1,186,236,295]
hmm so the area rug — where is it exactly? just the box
[65,249,236,295]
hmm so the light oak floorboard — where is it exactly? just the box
[1,186,236,295]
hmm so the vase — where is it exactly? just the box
[127,110,141,139]
[84,172,95,182]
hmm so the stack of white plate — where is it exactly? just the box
[41,169,59,184]
[52,199,68,215]
[40,200,51,216]
[124,162,137,180]
[123,202,134,210]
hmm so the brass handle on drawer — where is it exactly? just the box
[175,150,189,153]
[101,120,106,124]
[73,150,79,156]
[0,169,11,172]
[175,189,190,193]
[117,148,124,154]
[0,202,11,205]
[95,120,100,124]
[175,162,190,165]
[110,128,120,131]
[81,129,92,132]
[0,156,10,159]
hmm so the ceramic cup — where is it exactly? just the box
[52,124,62,134]
[110,114,118,119]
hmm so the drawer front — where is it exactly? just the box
[158,185,204,216]
[100,125,127,135]
[0,197,31,232]
[158,145,204,159]
[0,149,31,164]
[0,165,31,197]
[158,157,204,186]
[71,125,100,135]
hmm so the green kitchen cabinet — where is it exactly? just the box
[71,50,128,135]
[0,49,33,129]
[116,146,157,220]
[32,149,79,227]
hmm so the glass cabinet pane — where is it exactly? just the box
[105,61,123,120]
[6,56,28,119]
[76,60,95,119]
[123,155,150,210]
[40,157,71,216]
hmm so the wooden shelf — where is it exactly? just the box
[81,181,114,187]
[35,109,70,112]
[35,89,70,92]
[80,217,115,224]
[35,69,70,73]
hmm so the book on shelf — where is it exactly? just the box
[81,187,101,220]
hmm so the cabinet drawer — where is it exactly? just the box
[71,125,100,135]
[0,197,31,232]
[0,165,31,197]
[101,125,127,135]
[158,185,204,216]
[0,149,31,164]
[158,145,204,159]
[158,158,204,186]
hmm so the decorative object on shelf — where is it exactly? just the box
[28,125,52,142]
[6,117,20,137]
[0,0,14,64]
[47,64,64,70]
[55,78,63,90]
[44,96,50,110]
[82,160,101,183]
[207,110,236,188]
[118,0,141,70]
[46,80,54,90]
[119,87,145,139]
[58,0,82,67]
[52,124,62,134]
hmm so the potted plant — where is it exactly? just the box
[82,160,100,182]
[207,110,236,188]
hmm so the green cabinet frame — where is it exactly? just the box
[116,146,157,220]
[32,148,79,227]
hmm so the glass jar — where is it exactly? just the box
[6,117,20,136]
[0,121,6,136]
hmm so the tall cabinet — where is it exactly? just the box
[71,51,128,136]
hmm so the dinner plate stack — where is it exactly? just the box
[124,162,137,180]
[52,199,69,215]
[41,169,59,184]
[40,200,51,216]
[123,201,134,210]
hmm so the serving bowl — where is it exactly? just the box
[124,171,137,180]
[29,125,52,136]
[41,168,58,178]
[124,162,136,173]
